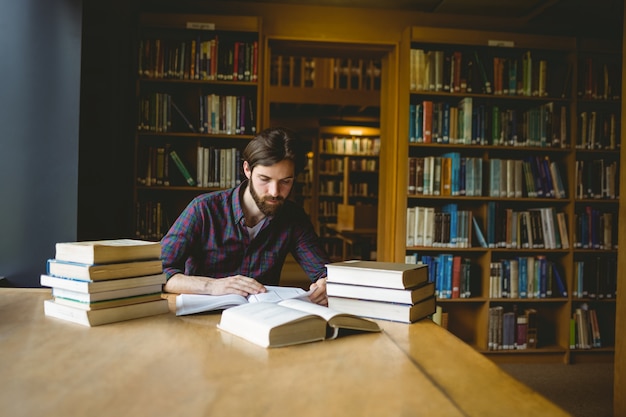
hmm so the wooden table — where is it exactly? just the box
[0,289,570,417]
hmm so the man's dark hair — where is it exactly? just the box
[243,127,306,174]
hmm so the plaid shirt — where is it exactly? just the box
[161,181,329,285]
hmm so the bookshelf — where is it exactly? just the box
[133,13,262,240]
[315,125,381,261]
[398,26,621,363]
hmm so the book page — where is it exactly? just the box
[175,286,312,316]
[278,298,341,321]
[175,293,248,316]
[247,286,312,303]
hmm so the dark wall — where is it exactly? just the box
[0,0,83,287]
[77,1,137,241]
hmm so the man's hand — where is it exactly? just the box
[163,273,266,296]
[210,275,267,297]
[308,277,328,306]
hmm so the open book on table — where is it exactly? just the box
[217,298,381,348]
[175,286,313,316]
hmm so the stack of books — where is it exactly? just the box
[41,239,169,326]
[326,260,436,324]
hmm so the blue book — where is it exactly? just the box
[415,103,423,142]
[538,256,548,298]
[437,253,453,299]
[518,257,528,298]
[501,259,510,298]
[551,262,568,297]
[441,103,450,143]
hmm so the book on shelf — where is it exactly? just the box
[325,260,429,290]
[43,298,169,327]
[174,286,312,316]
[40,273,167,293]
[326,281,435,305]
[328,295,436,324]
[169,150,196,186]
[46,259,163,281]
[217,298,381,348]
[54,239,161,265]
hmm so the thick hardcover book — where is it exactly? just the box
[217,299,381,348]
[328,295,436,324]
[44,299,169,327]
[174,286,311,316]
[325,260,429,290]
[55,239,161,264]
[51,283,164,303]
[46,259,163,281]
[326,281,435,305]
[40,273,167,293]
[53,293,163,311]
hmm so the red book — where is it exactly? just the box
[422,100,433,143]
[451,255,462,298]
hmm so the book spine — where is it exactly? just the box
[169,150,196,186]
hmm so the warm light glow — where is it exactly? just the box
[348,129,363,136]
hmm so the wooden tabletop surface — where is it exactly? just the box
[0,288,570,417]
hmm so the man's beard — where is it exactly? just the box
[249,180,285,216]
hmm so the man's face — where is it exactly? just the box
[245,159,295,216]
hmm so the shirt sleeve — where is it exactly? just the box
[160,199,201,279]
[290,212,331,282]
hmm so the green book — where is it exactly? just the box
[169,150,196,186]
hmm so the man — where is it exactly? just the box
[161,127,330,305]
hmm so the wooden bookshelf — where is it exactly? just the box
[394,26,621,364]
[132,13,263,240]
[314,125,380,261]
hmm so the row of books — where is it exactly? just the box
[41,240,169,327]
[138,37,259,82]
[138,148,195,187]
[571,305,603,349]
[406,204,478,249]
[326,261,436,323]
[410,48,558,97]
[135,200,171,241]
[573,257,617,299]
[486,156,566,199]
[318,200,339,218]
[270,55,382,91]
[409,98,568,148]
[137,93,256,136]
[578,57,621,100]
[488,307,538,350]
[407,154,483,197]
[486,203,570,250]
[138,145,244,189]
[489,256,567,299]
[319,179,375,198]
[417,254,473,299]
[575,159,619,200]
[577,111,620,150]
[319,157,378,173]
[318,136,381,156]
[574,207,616,250]
[196,146,242,188]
